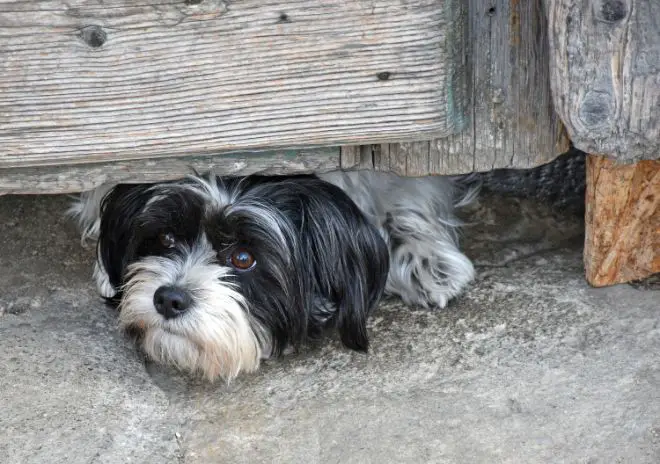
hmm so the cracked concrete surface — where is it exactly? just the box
[0,191,658,463]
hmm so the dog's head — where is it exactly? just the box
[95,174,389,381]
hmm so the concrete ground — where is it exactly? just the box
[0,190,658,464]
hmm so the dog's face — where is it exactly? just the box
[96,175,389,381]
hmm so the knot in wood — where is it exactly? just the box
[79,25,107,48]
[579,91,612,129]
[598,0,627,23]
[377,71,392,81]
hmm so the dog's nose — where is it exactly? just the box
[153,286,192,319]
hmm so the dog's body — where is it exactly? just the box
[70,170,475,380]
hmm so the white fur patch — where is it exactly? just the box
[94,259,117,299]
[180,175,235,212]
[118,238,269,381]
[66,183,115,247]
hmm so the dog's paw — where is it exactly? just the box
[386,242,475,309]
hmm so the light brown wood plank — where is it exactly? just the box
[0,0,466,169]
[0,147,339,195]
[546,0,660,160]
[584,154,660,287]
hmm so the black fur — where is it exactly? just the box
[456,147,587,213]
[96,174,390,355]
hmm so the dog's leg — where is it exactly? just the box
[381,176,477,308]
[383,208,475,308]
[321,170,477,308]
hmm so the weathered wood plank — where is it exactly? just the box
[546,0,660,161]
[340,145,373,171]
[404,142,430,176]
[339,146,360,171]
[430,0,569,174]
[0,147,339,195]
[373,144,391,173]
[0,0,466,169]
[371,141,428,176]
[352,0,569,176]
[584,154,660,287]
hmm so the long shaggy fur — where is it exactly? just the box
[119,238,267,380]
[69,170,475,381]
[320,171,476,308]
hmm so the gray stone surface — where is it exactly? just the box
[0,192,658,464]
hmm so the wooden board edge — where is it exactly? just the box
[0,147,340,195]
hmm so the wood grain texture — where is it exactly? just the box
[0,0,467,169]
[584,154,660,287]
[546,0,660,161]
[340,145,373,171]
[435,0,569,172]
[372,142,429,176]
[349,0,569,176]
[0,147,339,195]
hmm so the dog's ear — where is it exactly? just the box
[96,184,158,290]
[296,179,390,352]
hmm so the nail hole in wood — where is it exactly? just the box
[487,6,496,16]
[377,72,391,81]
[278,12,291,23]
[80,26,107,48]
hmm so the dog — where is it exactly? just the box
[69,170,476,381]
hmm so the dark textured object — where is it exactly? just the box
[457,148,586,213]
[79,25,107,48]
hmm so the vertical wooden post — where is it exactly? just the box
[584,154,660,287]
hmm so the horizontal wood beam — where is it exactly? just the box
[0,0,466,169]
[0,147,339,195]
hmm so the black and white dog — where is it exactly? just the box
[70,170,476,380]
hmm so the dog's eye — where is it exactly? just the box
[158,232,177,249]
[229,248,256,271]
